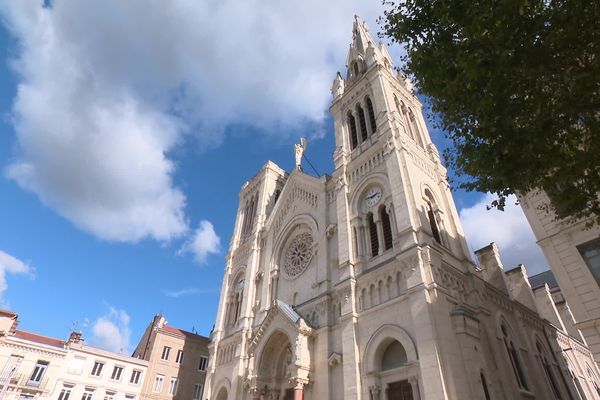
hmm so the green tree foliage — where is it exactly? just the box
[381,0,600,223]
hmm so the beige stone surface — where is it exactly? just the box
[204,16,600,400]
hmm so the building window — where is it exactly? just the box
[424,190,442,244]
[408,109,424,147]
[81,389,94,400]
[347,112,358,150]
[501,322,529,390]
[380,206,393,251]
[110,366,123,381]
[27,360,49,387]
[129,370,142,385]
[58,386,73,400]
[103,392,115,400]
[367,213,379,257]
[577,238,600,285]
[168,378,178,396]
[586,365,600,397]
[366,96,377,133]
[357,104,368,142]
[198,356,208,371]
[153,375,164,393]
[536,342,562,399]
[193,384,203,400]
[353,61,359,77]
[241,194,258,238]
[175,350,184,364]
[125,395,135,400]
[90,361,104,377]
[161,346,171,361]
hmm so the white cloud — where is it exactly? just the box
[0,1,390,242]
[163,287,218,298]
[459,194,548,275]
[180,220,221,264]
[89,306,131,354]
[0,250,33,305]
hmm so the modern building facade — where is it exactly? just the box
[204,16,600,400]
[520,190,600,365]
[133,315,209,400]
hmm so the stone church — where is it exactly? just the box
[204,16,600,400]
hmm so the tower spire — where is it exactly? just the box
[345,15,393,81]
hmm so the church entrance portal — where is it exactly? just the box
[386,380,413,400]
[256,331,295,399]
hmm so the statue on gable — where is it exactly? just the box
[294,137,307,171]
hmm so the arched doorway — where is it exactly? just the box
[215,387,228,400]
[257,330,295,399]
[381,340,413,400]
[364,325,420,400]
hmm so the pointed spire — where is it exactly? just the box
[345,15,392,80]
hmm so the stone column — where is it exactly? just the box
[368,385,381,400]
[386,203,398,238]
[409,376,421,400]
[293,379,305,400]
[374,212,384,255]
[356,223,364,258]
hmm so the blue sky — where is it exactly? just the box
[0,1,547,354]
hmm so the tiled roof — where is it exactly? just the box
[13,330,65,348]
[0,309,18,317]
[161,325,209,341]
[529,270,559,290]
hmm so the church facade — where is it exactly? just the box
[204,16,600,400]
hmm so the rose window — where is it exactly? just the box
[284,232,314,278]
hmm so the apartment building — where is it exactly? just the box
[51,332,148,400]
[521,190,600,365]
[0,310,66,400]
[133,316,209,400]
[0,310,147,400]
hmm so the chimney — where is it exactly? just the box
[68,331,84,345]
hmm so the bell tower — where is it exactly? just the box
[330,16,471,268]
[327,16,474,399]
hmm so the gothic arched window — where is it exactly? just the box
[366,96,377,133]
[357,104,368,142]
[501,322,529,390]
[367,212,379,257]
[227,274,245,328]
[353,61,360,77]
[408,109,424,148]
[536,341,562,399]
[380,205,393,251]
[425,190,442,244]
[347,112,358,150]
[398,99,415,141]
[241,195,257,237]
[586,364,600,397]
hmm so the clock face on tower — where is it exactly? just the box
[364,187,382,207]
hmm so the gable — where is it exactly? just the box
[266,170,324,238]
